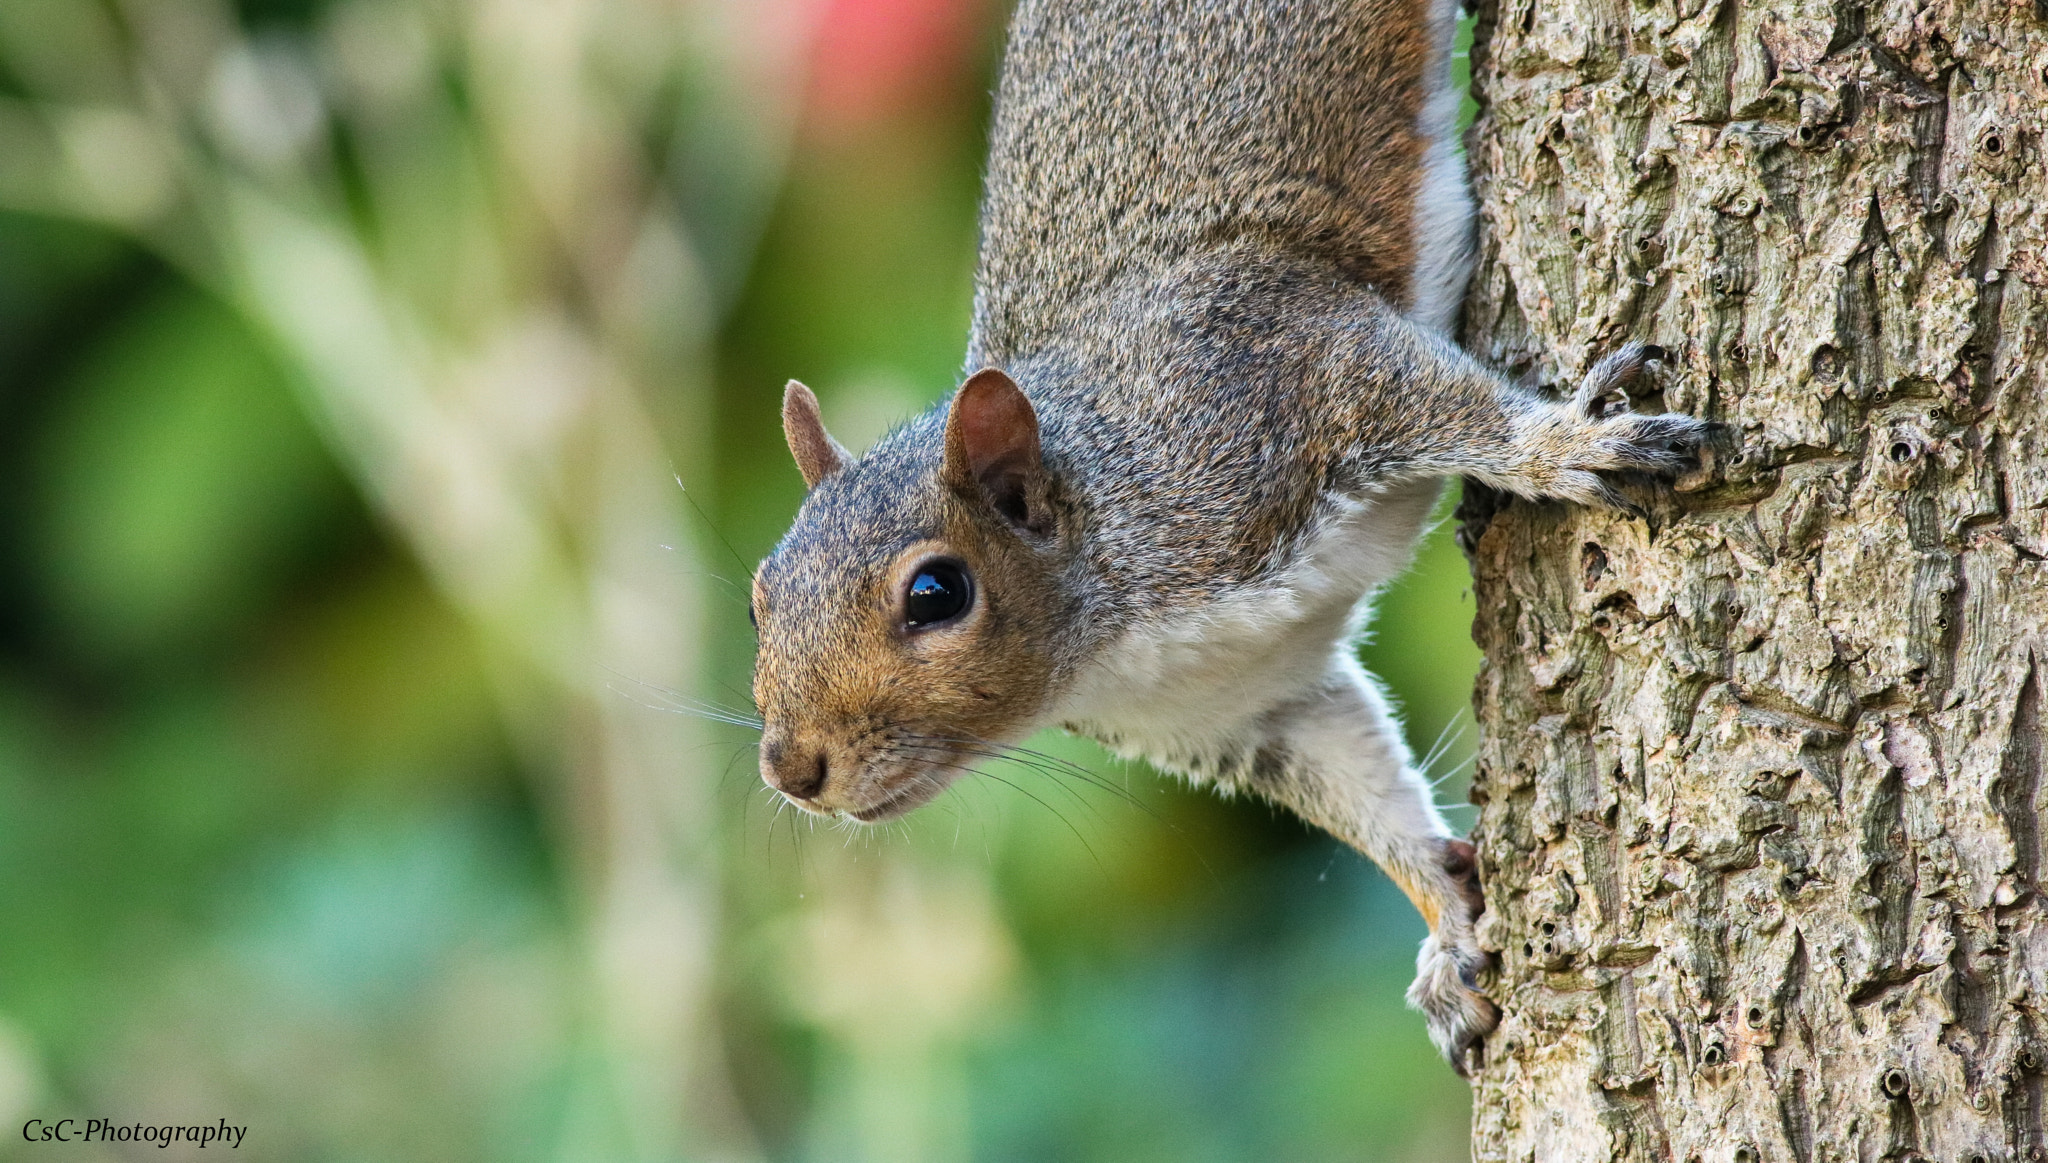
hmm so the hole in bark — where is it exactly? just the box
[2020,1048,2041,1072]
[1551,122,1568,143]
[1746,1005,1767,1028]
[1635,236,1655,253]
[1889,440,1919,463]
[1882,1068,1911,1098]
[1568,226,1584,241]
[1523,942,1535,957]
[1982,132,2004,155]
[1702,1044,1727,1066]
[1968,1153,1990,1163]
[1811,346,1841,378]
[1540,921,1556,935]
[1591,612,1614,633]
[1734,1146,1758,1163]
[1797,124,1820,145]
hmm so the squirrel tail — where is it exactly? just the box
[1404,0,1475,335]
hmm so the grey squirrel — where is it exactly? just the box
[750,0,1705,1074]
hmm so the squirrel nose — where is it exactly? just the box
[762,742,830,801]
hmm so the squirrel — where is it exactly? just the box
[748,0,1705,1074]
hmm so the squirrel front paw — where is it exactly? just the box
[1406,838,1499,1076]
[1517,342,1709,507]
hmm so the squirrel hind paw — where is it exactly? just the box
[1408,928,1500,1078]
[1534,398,1707,494]
[1520,349,1708,506]
[1571,341,1665,417]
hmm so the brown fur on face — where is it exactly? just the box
[752,373,1080,820]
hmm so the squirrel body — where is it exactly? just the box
[751,0,1706,1073]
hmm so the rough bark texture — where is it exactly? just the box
[1459,1,2048,1160]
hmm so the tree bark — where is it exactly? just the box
[1459,2,2048,1160]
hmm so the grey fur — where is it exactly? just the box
[753,0,1706,1074]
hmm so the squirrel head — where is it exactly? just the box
[751,368,1073,821]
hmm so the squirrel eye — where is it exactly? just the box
[904,560,973,628]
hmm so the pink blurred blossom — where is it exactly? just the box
[804,0,985,136]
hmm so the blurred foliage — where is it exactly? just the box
[35,289,346,661]
[0,1,1480,1161]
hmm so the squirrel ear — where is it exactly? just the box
[782,380,851,490]
[943,367,1050,534]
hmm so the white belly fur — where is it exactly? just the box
[1053,479,1445,759]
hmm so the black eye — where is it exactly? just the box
[904,560,973,628]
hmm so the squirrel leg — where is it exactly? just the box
[1339,318,1710,509]
[1240,652,1498,1075]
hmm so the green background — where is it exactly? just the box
[0,1,1482,1159]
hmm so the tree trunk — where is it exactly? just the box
[1458,2,2048,1160]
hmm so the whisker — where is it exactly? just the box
[718,750,759,843]
[1429,752,1478,791]
[973,769,1101,867]
[614,692,762,730]
[764,789,792,872]
[903,735,1136,806]
[1417,716,1470,787]
[656,562,754,610]
[713,678,763,716]
[603,667,765,720]
[1424,728,1477,790]
[989,747,1143,810]
[901,753,1101,866]
[904,732,1166,824]
[1416,713,1463,775]
[605,675,766,731]
[892,741,1110,824]
[936,730,1225,882]
[672,470,756,582]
